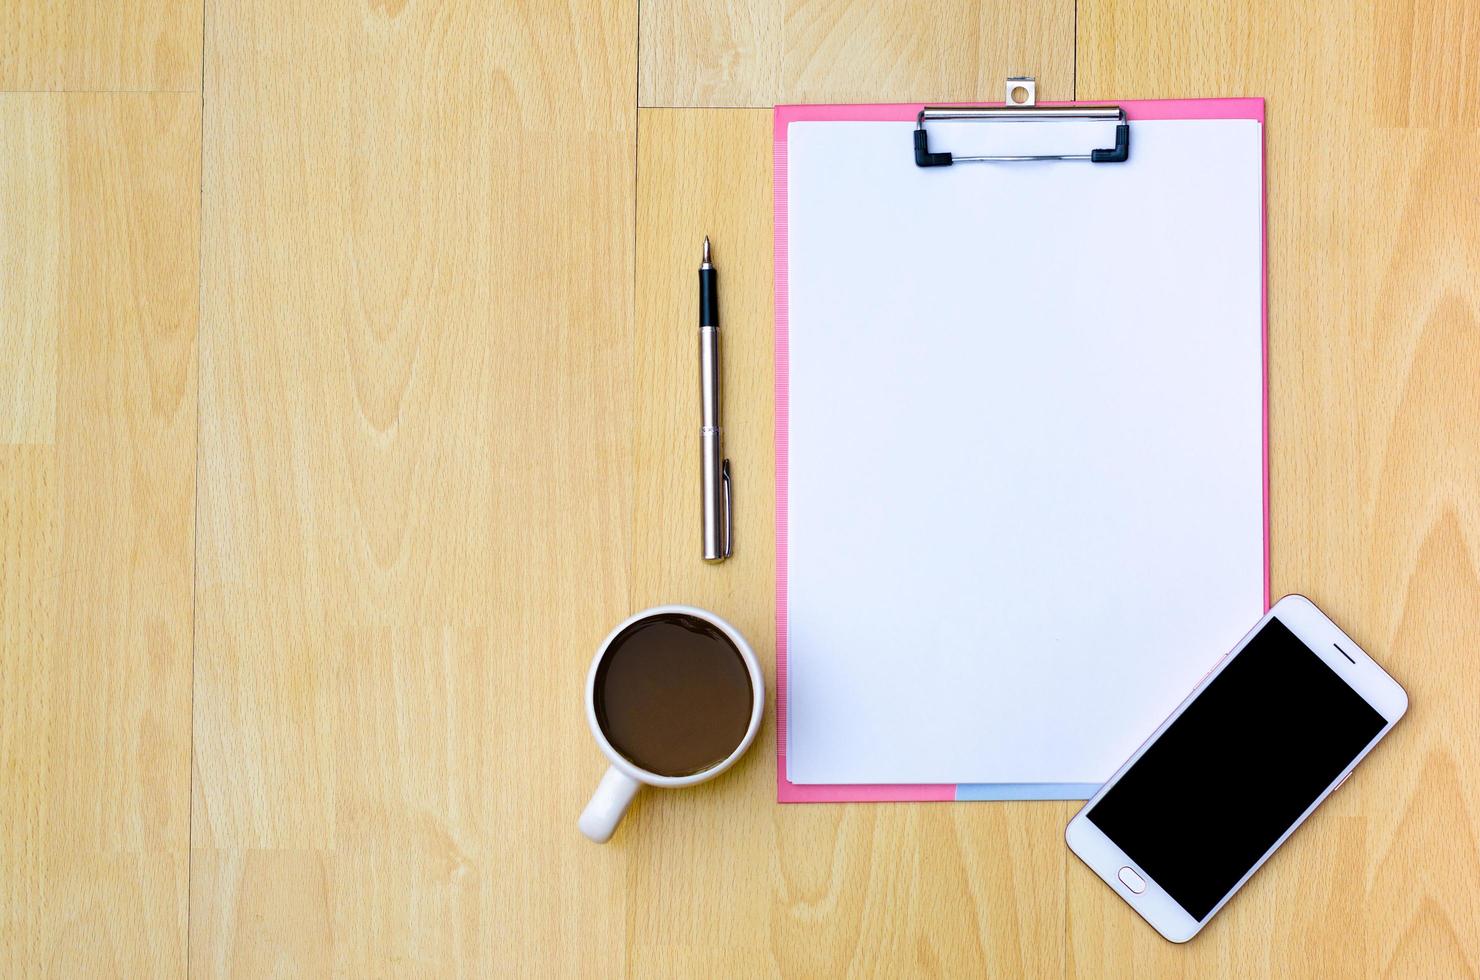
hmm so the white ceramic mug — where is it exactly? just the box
[579,605,764,844]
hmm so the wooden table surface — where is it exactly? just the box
[2,0,1477,976]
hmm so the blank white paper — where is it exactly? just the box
[784,117,1265,785]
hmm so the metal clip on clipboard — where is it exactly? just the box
[913,76,1130,167]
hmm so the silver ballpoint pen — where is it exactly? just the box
[699,236,731,561]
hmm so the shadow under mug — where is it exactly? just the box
[579,605,764,843]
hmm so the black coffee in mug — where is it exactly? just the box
[592,612,754,777]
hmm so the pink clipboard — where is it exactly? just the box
[773,98,1269,803]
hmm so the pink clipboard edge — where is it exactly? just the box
[773,98,1270,803]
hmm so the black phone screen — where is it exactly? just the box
[1086,616,1387,921]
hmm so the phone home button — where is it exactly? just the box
[1118,867,1147,894]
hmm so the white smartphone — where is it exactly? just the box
[1065,594,1407,943]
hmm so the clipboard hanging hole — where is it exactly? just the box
[1006,76,1036,106]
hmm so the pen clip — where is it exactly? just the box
[721,459,733,559]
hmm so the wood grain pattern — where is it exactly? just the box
[0,92,198,977]
[639,0,1074,107]
[192,0,637,973]
[0,0,201,93]
[3,0,1475,973]
[632,108,1070,978]
[1074,0,1480,976]
[0,100,59,444]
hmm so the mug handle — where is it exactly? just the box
[579,766,641,843]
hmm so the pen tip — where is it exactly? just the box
[703,236,710,263]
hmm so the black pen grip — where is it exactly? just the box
[699,267,718,327]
